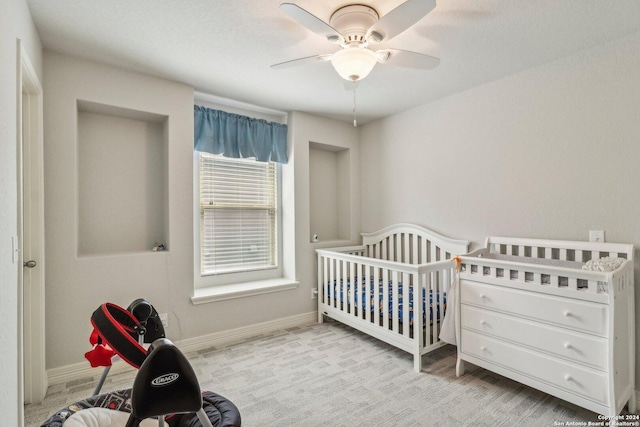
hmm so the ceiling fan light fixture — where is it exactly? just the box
[331,47,377,81]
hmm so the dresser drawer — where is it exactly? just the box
[460,280,608,336]
[461,329,608,405]
[461,305,608,370]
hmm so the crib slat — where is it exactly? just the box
[436,269,442,345]
[568,277,577,291]
[545,247,552,259]
[364,265,371,322]
[426,241,431,262]
[575,249,583,262]
[421,237,428,264]
[404,233,410,264]
[588,280,598,293]
[349,260,355,316]
[440,268,450,336]
[431,241,437,262]
[431,270,438,345]
[336,258,341,306]
[382,238,388,262]
[531,246,539,258]
[422,272,431,346]
[402,272,410,338]
[327,259,340,307]
[416,273,424,348]
[382,268,389,329]
[412,234,418,264]
[337,259,343,306]
[392,271,400,334]
[389,234,398,261]
[403,235,407,261]
[334,259,340,309]
[373,267,380,326]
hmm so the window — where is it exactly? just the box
[198,153,277,276]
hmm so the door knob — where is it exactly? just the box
[23,260,37,268]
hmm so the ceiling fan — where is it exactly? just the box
[272,0,440,82]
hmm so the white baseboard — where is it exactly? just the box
[47,311,317,387]
[176,311,316,353]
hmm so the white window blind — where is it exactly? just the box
[199,153,277,275]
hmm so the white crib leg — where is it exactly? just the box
[414,353,422,372]
[456,357,465,377]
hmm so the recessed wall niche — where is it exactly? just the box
[309,141,350,243]
[77,100,168,256]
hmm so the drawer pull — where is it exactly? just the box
[480,320,487,326]
[480,346,487,351]
[564,342,572,349]
[479,294,487,300]
[564,374,573,381]
[563,310,572,317]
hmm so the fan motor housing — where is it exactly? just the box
[330,4,379,46]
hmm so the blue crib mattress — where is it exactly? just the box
[327,278,445,324]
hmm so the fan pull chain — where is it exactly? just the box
[352,84,357,127]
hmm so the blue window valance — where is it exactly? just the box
[194,106,288,164]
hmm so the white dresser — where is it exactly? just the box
[455,237,636,418]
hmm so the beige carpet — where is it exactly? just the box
[25,319,626,426]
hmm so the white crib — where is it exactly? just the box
[456,236,636,417]
[316,223,469,372]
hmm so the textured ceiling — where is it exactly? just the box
[26,0,640,124]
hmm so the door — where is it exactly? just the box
[19,42,47,405]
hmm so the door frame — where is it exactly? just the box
[18,40,47,405]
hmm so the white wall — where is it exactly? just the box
[309,147,339,241]
[43,53,361,375]
[290,111,361,311]
[44,51,194,369]
[0,0,42,423]
[77,109,167,256]
[360,32,640,382]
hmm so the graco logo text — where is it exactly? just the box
[151,373,179,387]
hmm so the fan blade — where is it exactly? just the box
[271,54,332,69]
[377,49,440,69]
[280,3,343,42]
[366,0,436,44]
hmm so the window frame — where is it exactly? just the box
[193,151,284,290]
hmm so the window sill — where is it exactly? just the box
[191,278,299,305]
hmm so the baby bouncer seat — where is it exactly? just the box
[41,299,241,427]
